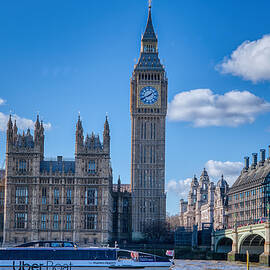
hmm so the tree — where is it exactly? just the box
[142,220,173,243]
[166,214,180,231]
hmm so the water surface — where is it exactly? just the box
[174,259,269,269]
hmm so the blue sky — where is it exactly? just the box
[1,0,270,214]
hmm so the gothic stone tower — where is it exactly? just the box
[4,115,44,245]
[130,3,167,239]
[74,116,112,244]
[3,115,112,246]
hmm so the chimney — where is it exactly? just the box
[252,153,257,169]
[260,149,266,165]
[244,156,249,170]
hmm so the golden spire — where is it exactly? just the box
[149,0,152,9]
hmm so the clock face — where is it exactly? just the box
[140,86,158,105]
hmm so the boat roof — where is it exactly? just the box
[15,240,77,248]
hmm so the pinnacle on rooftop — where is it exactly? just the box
[142,5,157,42]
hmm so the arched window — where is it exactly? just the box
[88,160,96,174]
[16,187,28,204]
[19,160,27,172]
[85,188,98,206]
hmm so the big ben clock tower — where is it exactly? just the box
[130,2,167,239]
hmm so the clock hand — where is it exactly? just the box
[145,92,153,98]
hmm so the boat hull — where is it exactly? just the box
[0,260,173,270]
[0,267,172,270]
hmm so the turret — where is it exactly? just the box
[133,1,164,74]
[140,2,158,53]
[40,121,45,159]
[103,116,110,154]
[199,168,210,188]
[13,120,18,144]
[217,174,229,195]
[117,176,121,192]
[6,115,13,145]
[188,175,198,205]
[75,115,84,154]
[34,115,44,158]
[208,182,215,205]
[34,115,40,139]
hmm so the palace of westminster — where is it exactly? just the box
[1,3,270,247]
[0,3,166,246]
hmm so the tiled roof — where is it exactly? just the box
[135,53,163,71]
[217,175,229,189]
[228,161,270,194]
[85,134,103,150]
[40,160,75,173]
[15,134,34,148]
[142,8,157,42]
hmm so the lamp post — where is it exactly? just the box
[233,212,237,230]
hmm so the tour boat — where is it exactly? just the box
[0,241,174,269]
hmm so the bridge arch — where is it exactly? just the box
[238,233,265,255]
[216,237,233,253]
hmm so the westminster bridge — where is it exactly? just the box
[212,222,270,265]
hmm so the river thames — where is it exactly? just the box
[174,260,269,269]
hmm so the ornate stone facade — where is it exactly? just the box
[112,177,132,243]
[227,148,270,228]
[179,169,229,230]
[0,170,4,243]
[214,175,229,230]
[130,3,167,240]
[3,115,113,247]
[0,3,168,246]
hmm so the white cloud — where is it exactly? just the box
[168,89,270,127]
[167,160,243,201]
[0,112,51,132]
[0,98,5,105]
[218,35,270,82]
[166,178,192,200]
[205,160,243,186]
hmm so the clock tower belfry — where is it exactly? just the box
[130,2,167,239]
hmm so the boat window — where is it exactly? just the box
[139,253,155,262]
[0,248,117,261]
[106,250,116,260]
[117,250,131,259]
[51,242,61,247]
[63,242,73,247]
